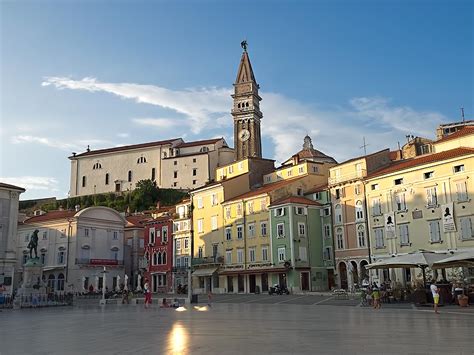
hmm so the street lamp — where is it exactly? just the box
[99,266,108,305]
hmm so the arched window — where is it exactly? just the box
[162,251,167,265]
[93,162,102,170]
[82,176,86,187]
[137,156,147,164]
[357,225,366,248]
[157,252,162,265]
[336,228,344,249]
[153,252,158,266]
[48,274,55,290]
[238,103,241,108]
[246,102,249,107]
[355,200,364,220]
[200,147,209,153]
[128,170,132,182]
[57,273,65,291]
[105,173,109,185]
[335,204,343,224]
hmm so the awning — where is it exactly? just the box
[432,251,474,269]
[43,266,66,272]
[192,267,218,277]
[366,251,447,270]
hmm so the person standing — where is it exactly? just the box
[144,279,152,309]
[207,290,212,307]
[371,286,381,310]
[430,282,440,314]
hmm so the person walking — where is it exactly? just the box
[207,290,212,307]
[430,282,440,314]
[144,279,152,309]
[371,286,381,310]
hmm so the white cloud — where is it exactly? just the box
[11,135,113,152]
[117,133,130,138]
[132,117,182,129]
[0,176,60,193]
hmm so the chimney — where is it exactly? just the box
[75,204,80,212]
[86,145,90,152]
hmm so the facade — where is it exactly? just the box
[124,215,151,290]
[69,137,234,196]
[144,216,173,293]
[435,120,474,140]
[16,207,126,293]
[328,149,392,290]
[172,200,192,288]
[0,183,25,294]
[366,146,474,285]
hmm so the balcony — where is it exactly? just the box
[192,256,224,266]
[329,169,366,185]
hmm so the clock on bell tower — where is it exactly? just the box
[231,42,263,161]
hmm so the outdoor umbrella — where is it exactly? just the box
[431,251,474,269]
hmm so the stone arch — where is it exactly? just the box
[338,262,348,290]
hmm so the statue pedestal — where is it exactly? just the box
[14,258,47,309]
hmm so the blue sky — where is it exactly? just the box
[1,0,472,200]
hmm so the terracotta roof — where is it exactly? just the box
[269,196,321,207]
[0,182,26,192]
[70,138,181,158]
[290,148,337,163]
[225,176,307,203]
[304,183,328,195]
[367,147,474,179]
[334,148,390,167]
[24,210,77,224]
[176,138,224,148]
[126,215,152,228]
[435,126,474,144]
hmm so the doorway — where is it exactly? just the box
[327,269,335,290]
[261,273,268,292]
[227,276,234,293]
[278,273,287,288]
[238,274,245,293]
[249,274,256,293]
[339,262,348,290]
[301,272,310,291]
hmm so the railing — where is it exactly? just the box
[192,256,224,266]
[0,293,73,309]
[329,169,366,185]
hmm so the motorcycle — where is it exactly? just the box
[268,284,290,295]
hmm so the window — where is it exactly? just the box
[184,238,189,249]
[174,171,178,179]
[295,207,305,215]
[225,227,232,240]
[211,216,218,231]
[399,224,410,245]
[225,207,231,219]
[149,228,155,244]
[226,250,232,264]
[137,156,147,164]
[323,207,331,216]
[429,220,441,243]
[299,246,307,261]
[323,247,332,261]
[314,192,321,200]
[298,223,306,237]
[193,180,197,185]
[176,239,181,251]
[396,193,407,211]
[41,253,46,265]
[249,247,256,262]
[371,184,379,191]
[456,181,468,202]
[335,204,343,224]
[82,176,86,187]
[375,228,384,248]
[394,178,404,185]
[238,162,244,170]
[197,197,203,209]
[237,225,243,239]
[237,249,244,263]
[248,223,255,237]
[105,173,109,185]
[57,250,65,264]
[454,164,465,173]
[423,171,435,180]
[324,225,331,238]
[355,201,364,220]
[372,198,382,216]
[57,274,65,291]
[262,246,269,261]
[113,231,118,240]
[151,168,156,181]
[197,219,204,233]
[312,166,318,173]
[261,222,267,236]
[198,246,203,258]
[296,188,303,196]
[152,252,158,266]
[354,185,361,195]
[42,231,48,240]
[248,201,254,214]
[200,147,209,153]
[128,170,132,182]
[174,161,177,166]
[260,199,267,211]
[287,170,292,177]
[278,247,286,262]
[237,203,243,216]
[93,162,102,170]
[192,168,197,176]
[274,207,285,217]
[176,257,181,267]
[426,187,438,206]
[162,226,168,242]
[162,251,167,264]
[277,223,285,238]
[60,229,66,238]
[229,165,234,174]
[355,163,362,174]
[460,217,474,240]
[357,225,366,248]
[336,228,344,249]
[298,166,304,174]
[211,194,218,206]
[335,188,341,199]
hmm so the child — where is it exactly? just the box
[371,287,381,310]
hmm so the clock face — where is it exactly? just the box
[238,129,250,142]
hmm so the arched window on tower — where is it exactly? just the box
[105,173,109,185]
[93,162,102,170]
[128,170,132,182]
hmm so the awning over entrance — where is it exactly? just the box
[192,267,218,277]
[43,266,66,272]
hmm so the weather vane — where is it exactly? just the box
[241,40,248,52]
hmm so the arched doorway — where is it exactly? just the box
[57,273,65,291]
[360,260,369,285]
[48,274,55,291]
[350,261,359,287]
[339,262,348,290]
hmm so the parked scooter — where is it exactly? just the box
[268,284,290,295]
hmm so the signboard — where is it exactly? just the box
[384,212,396,238]
[441,202,456,232]
[90,259,118,266]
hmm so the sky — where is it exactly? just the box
[1,0,472,200]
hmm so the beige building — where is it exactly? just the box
[0,182,25,294]
[69,137,234,196]
[328,149,392,290]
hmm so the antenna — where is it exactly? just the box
[360,137,369,156]
[461,107,465,122]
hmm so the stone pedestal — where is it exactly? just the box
[13,258,47,308]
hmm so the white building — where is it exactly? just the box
[16,206,126,293]
[69,137,234,196]
[0,182,25,294]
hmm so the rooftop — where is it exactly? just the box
[0,182,26,192]
[435,126,474,144]
[176,138,225,148]
[23,210,77,224]
[269,196,321,207]
[333,148,390,167]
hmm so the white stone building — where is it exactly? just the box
[0,182,25,294]
[16,206,126,293]
[69,137,234,196]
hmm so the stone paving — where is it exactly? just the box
[1,299,473,355]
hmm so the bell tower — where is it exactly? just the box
[232,41,263,161]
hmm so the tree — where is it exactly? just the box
[131,179,159,211]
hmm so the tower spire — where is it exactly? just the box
[235,42,257,85]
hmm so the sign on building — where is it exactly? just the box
[441,202,456,232]
[384,212,396,238]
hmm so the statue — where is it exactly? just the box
[27,229,39,259]
[136,274,142,292]
[124,274,129,291]
[241,40,248,52]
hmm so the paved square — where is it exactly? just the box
[1,302,472,354]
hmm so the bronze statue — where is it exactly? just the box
[27,229,39,259]
[241,40,248,52]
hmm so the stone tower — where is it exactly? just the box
[231,44,263,161]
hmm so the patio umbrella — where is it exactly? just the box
[431,251,474,269]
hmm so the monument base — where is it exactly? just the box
[13,257,47,309]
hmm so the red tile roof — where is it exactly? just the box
[126,215,152,228]
[269,196,321,207]
[176,138,224,148]
[435,126,474,144]
[225,176,307,202]
[0,182,26,192]
[367,147,474,179]
[24,210,77,224]
[70,138,181,158]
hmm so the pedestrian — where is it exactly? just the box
[430,282,440,314]
[371,286,381,310]
[207,290,212,307]
[144,279,152,309]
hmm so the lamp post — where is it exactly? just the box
[99,266,108,305]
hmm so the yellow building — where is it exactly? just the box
[365,144,474,285]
